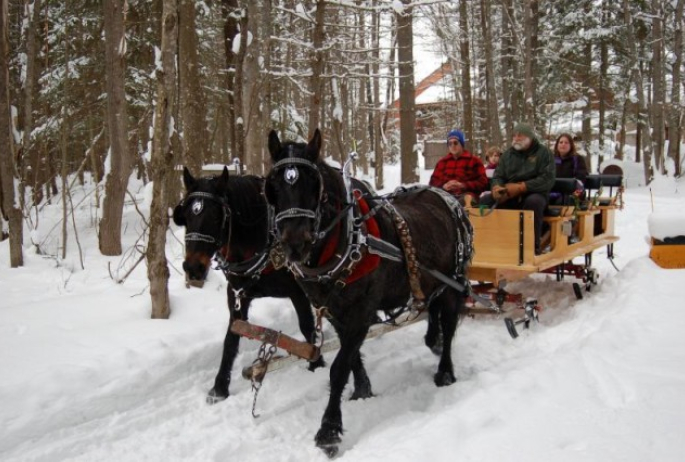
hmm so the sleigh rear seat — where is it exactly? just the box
[583,174,623,207]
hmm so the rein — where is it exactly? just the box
[215,205,276,279]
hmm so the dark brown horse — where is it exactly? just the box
[173,166,324,403]
[264,129,473,456]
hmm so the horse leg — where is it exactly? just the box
[349,351,373,400]
[289,289,325,371]
[315,326,369,457]
[433,290,464,387]
[424,304,443,356]
[207,291,250,404]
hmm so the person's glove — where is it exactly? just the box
[504,182,527,199]
[491,184,508,203]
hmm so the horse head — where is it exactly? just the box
[173,166,231,287]
[265,129,326,263]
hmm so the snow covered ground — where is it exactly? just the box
[1,164,684,461]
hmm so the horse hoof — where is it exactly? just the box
[206,387,228,405]
[434,371,456,387]
[315,426,342,458]
[350,389,373,401]
[308,356,326,372]
[319,443,339,458]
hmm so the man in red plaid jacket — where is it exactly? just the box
[429,129,488,205]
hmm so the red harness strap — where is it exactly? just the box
[317,191,381,284]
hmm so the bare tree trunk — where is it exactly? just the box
[232,7,248,165]
[481,0,501,147]
[308,0,326,136]
[222,0,239,161]
[60,17,71,259]
[397,0,417,183]
[331,77,345,164]
[372,4,384,190]
[60,108,69,260]
[523,0,538,123]
[500,0,515,137]
[597,3,608,171]
[22,0,41,207]
[147,0,178,320]
[244,0,266,172]
[100,0,132,256]
[617,80,630,160]
[668,0,683,176]
[357,5,369,175]
[178,0,207,176]
[459,0,473,140]
[651,0,665,173]
[581,9,593,162]
[0,0,23,266]
[624,0,654,183]
[259,0,273,175]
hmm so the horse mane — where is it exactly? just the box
[224,175,267,225]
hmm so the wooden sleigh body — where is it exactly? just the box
[466,174,623,336]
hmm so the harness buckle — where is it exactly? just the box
[349,248,362,263]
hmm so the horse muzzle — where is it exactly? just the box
[279,228,314,263]
[182,253,211,287]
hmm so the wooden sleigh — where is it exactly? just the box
[466,174,623,337]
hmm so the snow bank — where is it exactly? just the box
[648,212,685,240]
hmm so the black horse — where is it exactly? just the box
[173,166,325,403]
[264,129,474,456]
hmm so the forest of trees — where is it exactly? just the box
[0,0,683,312]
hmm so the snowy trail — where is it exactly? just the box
[2,183,684,461]
[2,265,627,461]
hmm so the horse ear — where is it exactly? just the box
[268,130,282,161]
[182,166,198,191]
[216,166,229,190]
[306,128,322,162]
[172,204,186,227]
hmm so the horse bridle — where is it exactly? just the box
[269,156,325,242]
[181,191,232,248]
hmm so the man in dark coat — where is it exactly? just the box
[491,123,555,254]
